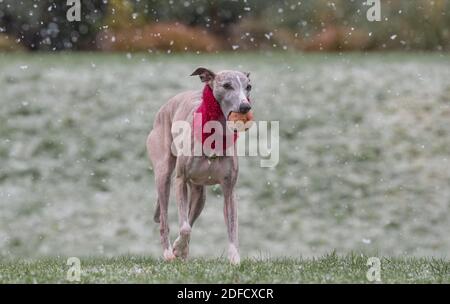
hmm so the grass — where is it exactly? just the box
[0,254,449,283]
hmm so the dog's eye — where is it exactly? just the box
[223,83,233,90]
[246,84,252,91]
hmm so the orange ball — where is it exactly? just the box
[227,111,254,132]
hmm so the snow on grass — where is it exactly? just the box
[0,254,448,283]
[0,53,449,260]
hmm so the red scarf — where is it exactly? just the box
[193,85,238,153]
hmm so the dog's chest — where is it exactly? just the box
[187,157,236,185]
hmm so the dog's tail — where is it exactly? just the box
[153,199,161,223]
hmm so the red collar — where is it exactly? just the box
[193,85,237,154]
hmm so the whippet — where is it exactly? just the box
[146,67,253,265]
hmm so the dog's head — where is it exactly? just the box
[191,67,253,128]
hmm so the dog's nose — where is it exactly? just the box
[239,103,251,114]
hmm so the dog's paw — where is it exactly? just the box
[173,236,190,259]
[229,254,240,265]
[173,246,189,260]
[163,248,176,262]
[228,245,240,265]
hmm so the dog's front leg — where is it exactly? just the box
[173,176,191,259]
[222,181,240,265]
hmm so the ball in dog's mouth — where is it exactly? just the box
[227,111,254,132]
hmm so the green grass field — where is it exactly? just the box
[0,254,449,283]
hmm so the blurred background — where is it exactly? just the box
[1,0,450,53]
[0,1,449,259]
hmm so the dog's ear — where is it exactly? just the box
[244,72,250,78]
[190,67,215,83]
